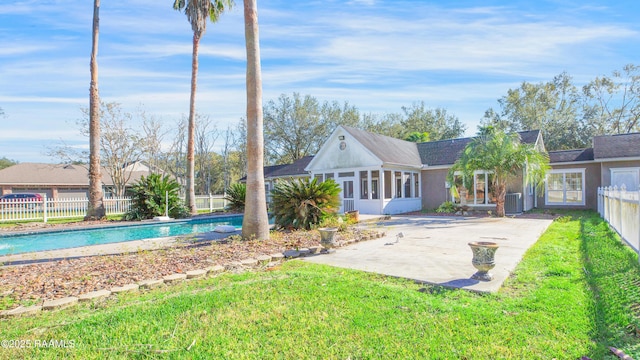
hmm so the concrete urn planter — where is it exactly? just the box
[318,227,339,250]
[468,241,499,281]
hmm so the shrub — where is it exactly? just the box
[271,178,341,230]
[125,173,189,220]
[435,201,458,214]
[224,183,246,211]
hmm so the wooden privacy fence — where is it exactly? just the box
[0,194,227,223]
[598,186,640,257]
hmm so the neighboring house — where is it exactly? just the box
[0,161,165,199]
[543,132,640,210]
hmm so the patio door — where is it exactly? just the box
[342,180,355,213]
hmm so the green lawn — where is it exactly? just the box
[1,211,639,359]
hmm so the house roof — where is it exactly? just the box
[341,126,422,166]
[417,130,542,167]
[0,162,158,187]
[548,148,595,163]
[0,163,91,186]
[593,132,640,159]
[268,156,313,178]
[241,156,314,181]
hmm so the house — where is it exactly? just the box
[270,126,640,215]
[543,132,640,210]
[0,161,163,199]
[305,126,543,214]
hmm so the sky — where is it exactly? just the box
[0,0,639,163]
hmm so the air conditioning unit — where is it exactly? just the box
[505,193,523,215]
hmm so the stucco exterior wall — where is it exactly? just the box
[421,169,450,210]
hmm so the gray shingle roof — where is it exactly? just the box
[548,148,594,163]
[341,126,422,166]
[268,156,313,178]
[418,130,541,166]
[593,132,640,159]
[240,156,314,181]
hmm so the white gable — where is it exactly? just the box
[306,126,382,171]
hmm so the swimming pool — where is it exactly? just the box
[0,216,243,256]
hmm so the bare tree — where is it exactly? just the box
[86,0,105,219]
[242,0,269,240]
[163,117,189,190]
[140,111,167,174]
[194,114,219,194]
[221,125,235,191]
[99,104,143,196]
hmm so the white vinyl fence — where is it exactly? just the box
[0,194,227,223]
[598,186,640,257]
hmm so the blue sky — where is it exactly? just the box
[1,0,638,163]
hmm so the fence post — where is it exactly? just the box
[619,185,625,236]
[43,194,48,223]
[223,191,227,210]
[209,194,213,213]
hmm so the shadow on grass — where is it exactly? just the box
[579,212,640,358]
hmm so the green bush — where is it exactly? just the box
[125,173,189,220]
[271,178,341,230]
[435,201,458,214]
[224,183,246,211]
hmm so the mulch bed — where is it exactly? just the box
[0,220,371,310]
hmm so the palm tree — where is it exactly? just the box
[241,0,269,240]
[173,0,234,215]
[448,126,549,217]
[86,0,105,220]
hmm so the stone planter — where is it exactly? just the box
[468,241,499,281]
[318,227,339,250]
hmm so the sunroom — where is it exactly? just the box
[305,126,423,215]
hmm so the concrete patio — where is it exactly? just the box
[304,215,554,293]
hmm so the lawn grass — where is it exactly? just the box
[1,211,639,359]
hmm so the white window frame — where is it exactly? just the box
[451,170,494,205]
[545,168,586,206]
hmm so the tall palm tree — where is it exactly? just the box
[86,0,105,220]
[448,126,550,217]
[173,0,234,215]
[242,0,269,240]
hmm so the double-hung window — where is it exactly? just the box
[545,169,585,206]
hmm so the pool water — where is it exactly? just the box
[0,216,244,256]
